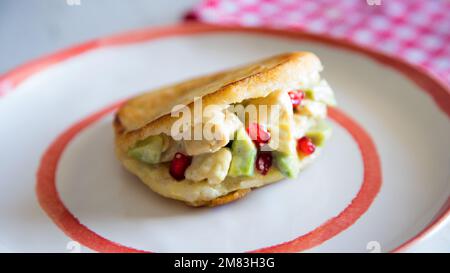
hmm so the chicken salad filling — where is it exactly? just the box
[127,79,336,184]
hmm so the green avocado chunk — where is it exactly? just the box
[274,151,300,178]
[306,120,332,147]
[305,89,315,100]
[228,128,257,177]
[127,135,164,164]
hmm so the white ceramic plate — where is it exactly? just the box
[0,24,449,253]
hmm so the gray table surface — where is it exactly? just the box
[1,0,448,252]
[0,0,198,73]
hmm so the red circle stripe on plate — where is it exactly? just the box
[36,104,381,253]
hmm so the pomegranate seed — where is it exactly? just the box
[256,152,272,175]
[246,123,271,147]
[169,152,192,181]
[297,136,316,156]
[288,90,305,107]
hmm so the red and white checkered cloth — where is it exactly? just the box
[186,0,450,84]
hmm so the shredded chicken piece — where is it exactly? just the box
[183,110,242,156]
[185,148,233,185]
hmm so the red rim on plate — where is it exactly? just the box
[1,23,449,252]
[36,102,381,253]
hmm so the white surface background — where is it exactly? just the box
[1,0,448,252]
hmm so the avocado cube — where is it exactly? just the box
[128,135,164,164]
[305,89,315,100]
[228,128,257,177]
[274,151,300,178]
[306,120,332,147]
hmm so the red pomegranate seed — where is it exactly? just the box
[288,90,305,107]
[297,136,316,156]
[169,152,192,181]
[256,152,272,175]
[246,123,271,147]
